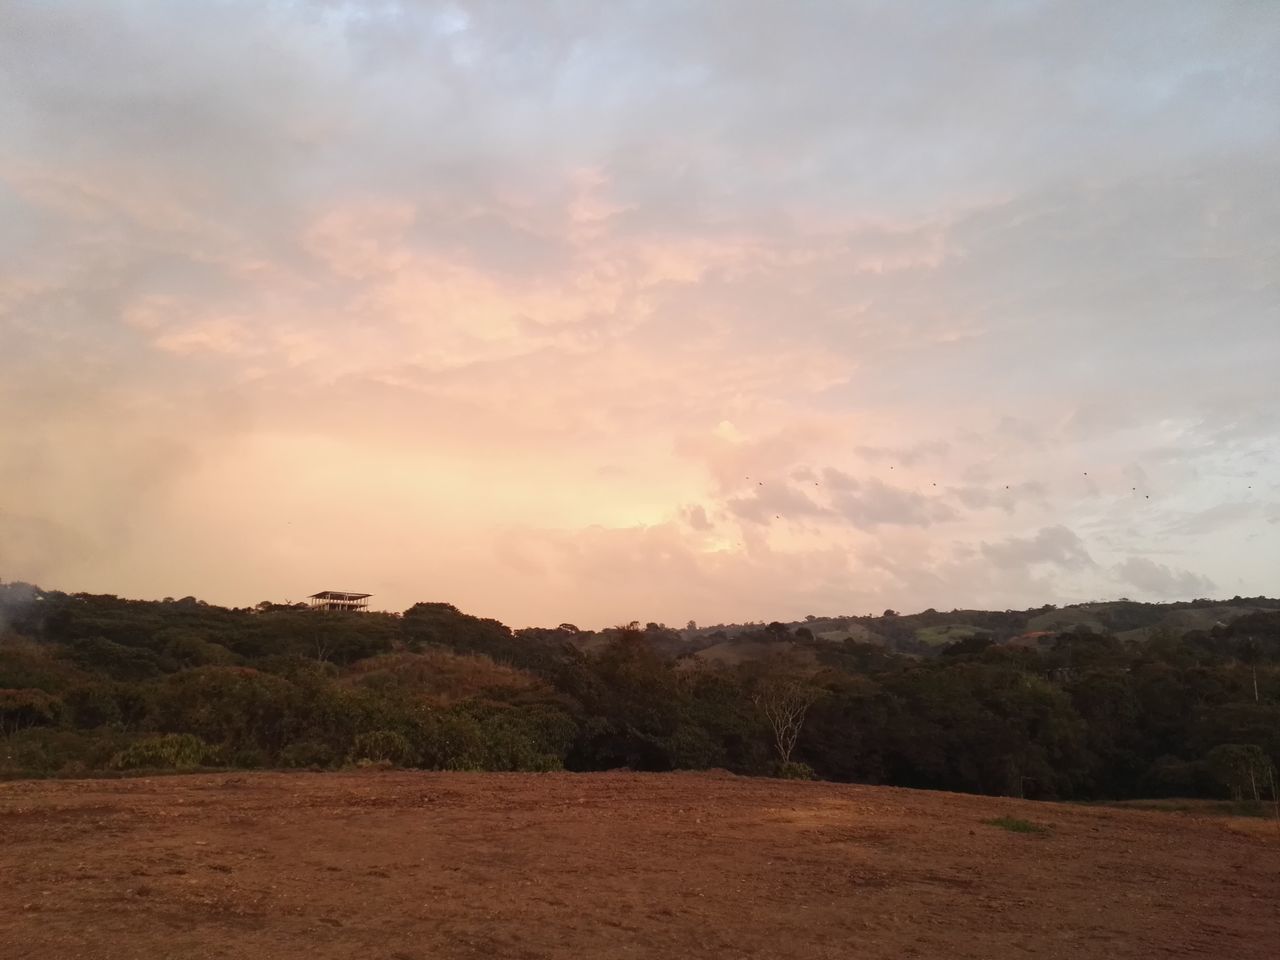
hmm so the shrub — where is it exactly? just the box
[0,687,63,734]
[63,683,123,729]
[1140,754,1208,797]
[349,729,414,766]
[476,716,563,772]
[230,747,268,769]
[0,638,78,692]
[64,636,165,681]
[112,733,210,770]
[666,723,726,770]
[412,703,577,772]
[776,761,816,780]
[412,712,488,770]
[160,632,237,668]
[279,740,340,769]
[148,667,299,755]
[1,728,132,776]
[1205,744,1274,801]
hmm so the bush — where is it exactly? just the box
[412,712,488,770]
[349,729,414,767]
[396,704,569,772]
[230,747,268,769]
[63,683,123,729]
[0,638,78,692]
[1205,744,1274,801]
[1141,755,1214,797]
[666,723,726,770]
[0,687,64,734]
[1,728,132,776]
[160,631,237,668]
[776,761,816,780]
[279,740,340,769]
[148,667,299,755]
[112,733,210,770]
[475,716,562,772]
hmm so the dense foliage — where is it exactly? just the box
[2,583,1278,804]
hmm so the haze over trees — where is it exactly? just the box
[1,581,1278,805]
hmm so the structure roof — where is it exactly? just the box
[308,591,372,600]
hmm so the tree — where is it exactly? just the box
[1238,637,1262,703]
[0,688,62,736]
[753,676,821,767]
[561,625,685,771]
[148,667,299,757]
[1206,744,1272,802]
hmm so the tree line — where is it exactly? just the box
[1,583,1278,805]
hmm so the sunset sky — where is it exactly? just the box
[2,1,1277,627]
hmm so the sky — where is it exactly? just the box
[1,0,1278,628]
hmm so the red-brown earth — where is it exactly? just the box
[2,771,1276,959]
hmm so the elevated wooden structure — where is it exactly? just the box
[308,590,371,613]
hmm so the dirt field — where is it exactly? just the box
[2,771,1277,959]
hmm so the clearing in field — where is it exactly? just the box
[1,771,1277,959]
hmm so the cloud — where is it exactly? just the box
[1114,557,1215,599]
[1163,502,1261,537]
[827,478,957,529]
[681,504,713,532]
[490,519,873,627]
[0,512,90,586]
[952,481,1047,513]
[854,440,951,466]
[727,482,830,526]
[981,526,1095,571]
[0,1,1277,623]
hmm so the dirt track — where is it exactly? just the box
[1,771,1277,959]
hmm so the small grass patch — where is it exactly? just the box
[983,816,1051,835]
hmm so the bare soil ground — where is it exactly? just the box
[2,771,1277,959]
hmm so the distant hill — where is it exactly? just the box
[679,596,1280,664]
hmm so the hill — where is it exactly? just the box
[1,770,1276,959]
[3,581,1280,806]
[686,596,1280,662]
